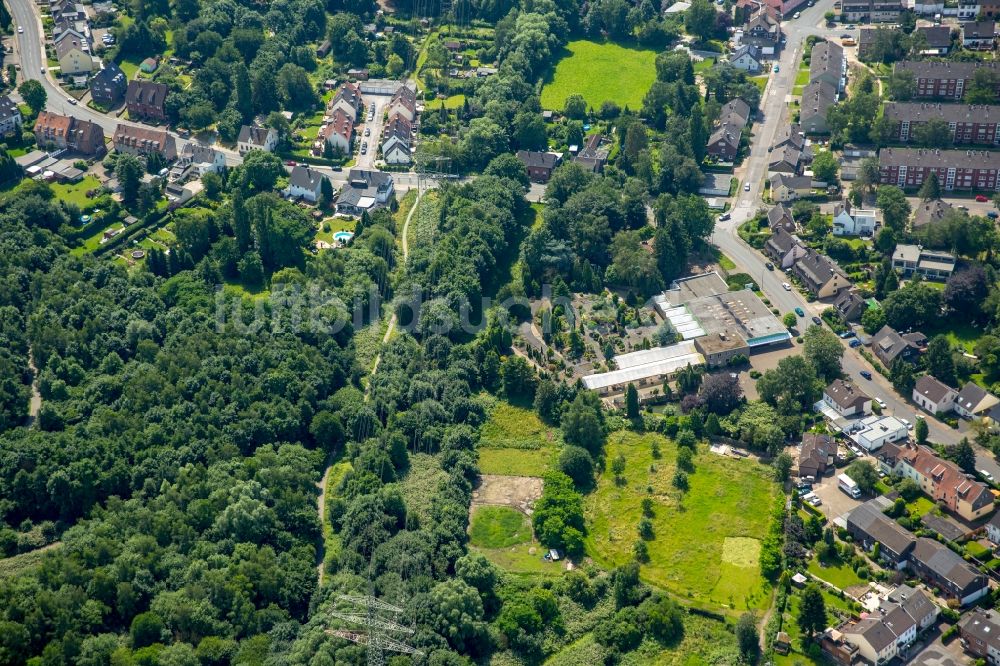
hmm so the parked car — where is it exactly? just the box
[364,127,371,136]
[808,496,822,507]
[860,370,872,380]
[782,282,792,291]
[774,65,780,72]
[876,397,887,408]
[719,212,731,221]
[976,194,989,202]
[765,261,774,270]
[17,26,23,33]
[795,307,805,317]
[988,211,998,220]
[839,330,855,338]
[811,316,822,325]
[849,339,862,348]
[981,470,995,483]
[67,98,77,105]
[793,11,801,18]
[744,182,751,191]
[900,418,911,430]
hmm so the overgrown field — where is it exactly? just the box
[585,431,779,614]
[477,398,562,477]
[540,40,657,111]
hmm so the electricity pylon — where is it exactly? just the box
[325,594,423,666]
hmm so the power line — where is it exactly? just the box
[326,593,423,666]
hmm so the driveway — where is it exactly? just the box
[810,469,865,524]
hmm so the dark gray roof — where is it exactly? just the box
[847,617,897,652]
[913,537,984,592]
[847,501,916,556]
[800,80,837,122]
[288,165,324,191]
[917,25,953,48]
[765,226,802,255]
[896,60,1000,80]
[809,41,844,83]
[911,199,952,229]
[238,125,273,146]
[882,147,1000,171]
[963,20,997,40]
[795,249,847,290]
[767,203,793,227]
[181,143,221,164]
[771,173,812,189]
[914,375,956,404]
[0,95,20,123]
[886,585,936,624]
[959,610,1000,649]
[884,102,1000,124]
[516,150,559,169]
[720,98,751,126]
[882,605,917,641]
[956,381,993,412]
[732,44,762,63]
[825,379,870,411]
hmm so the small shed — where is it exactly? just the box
[139,57,158,73]
[791,572,808,588]
[774,631,791,655]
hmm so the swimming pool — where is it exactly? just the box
[333,231,354,244]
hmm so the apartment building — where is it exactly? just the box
[879,147,1000,192]
[895,61,1000,100]
[891,244,956,280]
[884,102,1000,145]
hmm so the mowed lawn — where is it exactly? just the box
[540,40,657,111]
[585,431,779,613]
[477,399,562,477]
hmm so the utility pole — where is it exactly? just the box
[326,594,423,666]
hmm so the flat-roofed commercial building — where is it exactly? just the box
[581,341,705,398]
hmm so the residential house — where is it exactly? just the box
[798,432,836,478]
[842,618,901,665]
[768,144,808,175]
[54,29,93,76]
[824,379,872,417]
[237,125,278,155]
[954,381,1000,419]
[858,26,879,59]
[958,0,982,19]
[885,585,939,632]
[33,111,104,155]
[516,150,561,183]
[385,85,417,123]
[770,173,813,202]
[764,226,808,269]
[884,102,1000,145]
[912,375,957,414]
[915,26,953,55]
[125,80,168,122]
[840,0,903,23]
[89,61,127,107]
[854,415,909,451]
[707,125,742,161]
[744,12,781,53]
[0,95,22,136]
[911,198,953,231]
[962,20,997,49]
[381,113,412,165]
[984,0,1000,18]
[910,537,989,605]
[877,442,996,522]
[177,143,225,177]
[832,199,876,236]
[284,165,326,203]
[113,123,176,160]
[879,147,1000,192]
[729,44,762,72]
[330,82,363,121]
[891,244,955,280]
[895,61,1000,100]
[846,500,916,568]
[773,123,808,152]
[800,80,838,135]
[986,511,1000,544]
[870,325,926,366]
[335,169,395,216]
[833,290,867,321]
[316,108,354,156]
[766,203,795,232]
[791,249,851,298]
[575,133,610,173]
[958,610,1000,663]
[809,41,845,90]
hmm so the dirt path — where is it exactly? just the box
[758,588,777,651]
[27,345,41,426]
[316,187,423,587]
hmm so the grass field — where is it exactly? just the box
[906,495,936,517]
[585,431,779,614]
[807,555,865,590]
[321,459,352,572]
[477,400,562,476]
[47,176,101,210]
[469,505,533,548]
[693,57,716,74]
[540,40,657,111]
[795,68,810,86]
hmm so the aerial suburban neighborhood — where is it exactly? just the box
[8,0,1000,662]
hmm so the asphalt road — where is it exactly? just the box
[713,0,967,447]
